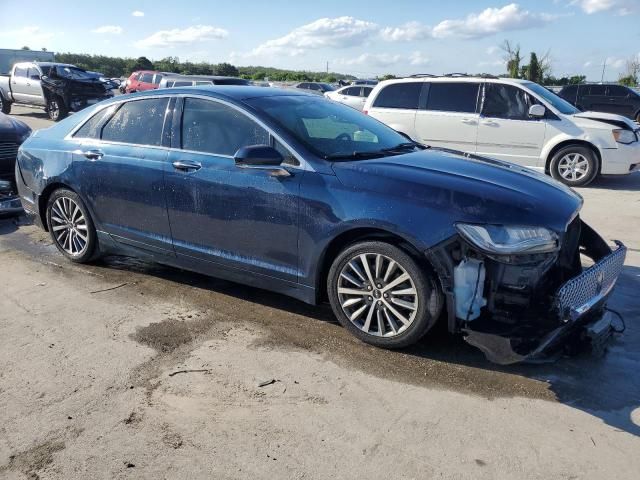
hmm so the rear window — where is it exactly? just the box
[101,98,169,146]
[372,82,422,109]
[173,81,193,87]
[426,82,479,113]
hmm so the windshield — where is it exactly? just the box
[523,81,580,115]
[246,95,415,159]
[318,83,336,92]
[54,66,94,80]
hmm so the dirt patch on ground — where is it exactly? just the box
[0,439,65,479]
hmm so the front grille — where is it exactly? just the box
[0,142,19,161]
[555,242,627,322]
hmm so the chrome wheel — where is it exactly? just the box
[50,197,89,256]
[48,99,59,120]
[558,153,589,182]
[337,253,418,337]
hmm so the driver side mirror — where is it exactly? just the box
[528,104,546,118]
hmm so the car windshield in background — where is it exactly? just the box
[319,83,336,92]
[524,81,580,115]
[55,66,94,80]
[246,95,414,160]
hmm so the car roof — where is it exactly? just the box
[123,85,310,101]
[381,76,532,85]
[15,62,74,68]
[162,75,247,82]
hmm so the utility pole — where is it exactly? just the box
[600,59,607,83]
[326,61,329,74]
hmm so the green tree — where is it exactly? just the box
[501,40,521,78]
[131,56,153,72]
[619,75,637,87]
[21,46,30,50]
[378,74,397,81]
[526,52,542,83]
[215,62,239,76]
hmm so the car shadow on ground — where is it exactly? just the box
[588,172,640,192]
[96,252,640,437]
[8,110,50,121]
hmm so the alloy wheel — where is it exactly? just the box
[558,152,589,182]
[50,197,89,256]
[337,253,418,337]
[49,100,59,120]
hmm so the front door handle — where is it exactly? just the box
[461,118,477,125]
[481,120,499,126]
[83,149,104,160]
[172,160,202,172]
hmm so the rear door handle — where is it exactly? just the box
[172,160,202,172]
[83,149,104,160]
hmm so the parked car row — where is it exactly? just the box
[363,75,640,186]
[13,85,627,363]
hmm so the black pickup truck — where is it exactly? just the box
[558,83,640,123]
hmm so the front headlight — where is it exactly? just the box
[455,224,559,255]
[613,129,636,144]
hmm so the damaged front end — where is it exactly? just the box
[427,217,627,364]
[0,179,22,216]
[41,76,113,113]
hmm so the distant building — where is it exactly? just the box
[0,48,55,74]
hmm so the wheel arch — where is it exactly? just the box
[315,227,433,303]
[544,139,602,175]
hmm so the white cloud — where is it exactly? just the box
[136,25,228,48]
[380,21,431,41]
[250,17,379,57]
[0,26,54,46]
[337,51,429,68]
[432,3,556,38]
[570,0,637,15]
[132,10,144,17]
[583,60,594,67]
[606,56,626,68]
[486,45,500,55]
[92,25,123,35]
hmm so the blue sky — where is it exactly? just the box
[0,0,638,80]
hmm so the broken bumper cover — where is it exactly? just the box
[463,242,627,365]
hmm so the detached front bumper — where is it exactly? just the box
[427,219,627,364]
[464,242,626,364]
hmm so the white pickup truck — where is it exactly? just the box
[0,62,113,121]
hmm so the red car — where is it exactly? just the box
[124,70,167,93]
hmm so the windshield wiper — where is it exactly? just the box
[324,151,386,161]
[379,141,428,152]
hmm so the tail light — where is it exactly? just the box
[363,109,368,115]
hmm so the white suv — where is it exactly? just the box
[364,75,640,186]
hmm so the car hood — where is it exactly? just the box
[0,113,31,143]
[331,148,583,234]
[572,111,638,131]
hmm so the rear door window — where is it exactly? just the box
[181,97,269,156]
[372,82,422,109]
[607,85,628,97]
[482,84,535,120]
[101,98,169,146]
[14,66,28,77]
[343,87,360,96]
[426,82,479,113]
[139,73,154,83]
[587,85,606,96]
[362,87,373,98]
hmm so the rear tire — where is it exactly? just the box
[46,189,98,263]
[0,95,10,115]
[327,241,442,349]
[549,145,598,187]
[47,96,68,121]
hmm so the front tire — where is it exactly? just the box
[46,189,97,263]
[47,96,68,121]
[327,241,442,349]
[549,145,598,187]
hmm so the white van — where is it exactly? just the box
[364,75,640,186]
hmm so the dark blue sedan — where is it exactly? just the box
[15,87,626,363]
